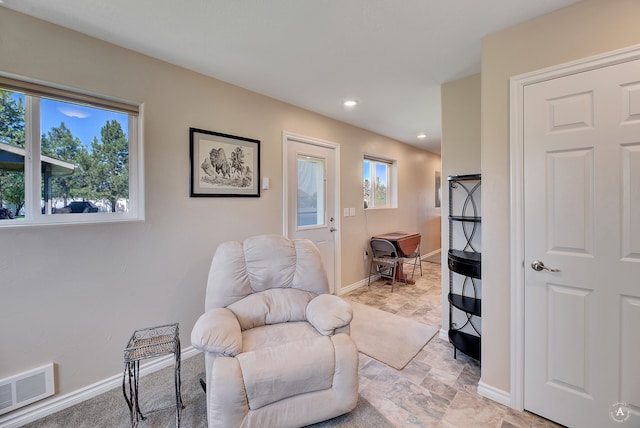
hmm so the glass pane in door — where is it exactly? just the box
[297,155,325,227]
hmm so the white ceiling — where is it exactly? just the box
[1,0,580,153]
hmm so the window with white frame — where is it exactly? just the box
[0,76,142,225]
[363,155,396,209]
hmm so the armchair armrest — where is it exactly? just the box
[191,308,242,356]
[306,294,353,335]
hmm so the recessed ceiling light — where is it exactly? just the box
[417,133,427,139]
[343,100,358,107]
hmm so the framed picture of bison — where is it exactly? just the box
[189,128,260,197]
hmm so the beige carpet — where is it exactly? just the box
[349,301,438,370]
[22,352,392,428]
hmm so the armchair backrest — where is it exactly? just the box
[205,235,330,313]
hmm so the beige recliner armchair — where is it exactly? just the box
[191,235,359,428]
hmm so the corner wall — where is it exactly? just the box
[0,6,441,412]
[440,73,482,334]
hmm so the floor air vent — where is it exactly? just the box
[0,363,54,415]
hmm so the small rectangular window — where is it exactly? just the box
[363,155,395,209]
[0,76,142,225]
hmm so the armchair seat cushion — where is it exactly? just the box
[242,321,321,353]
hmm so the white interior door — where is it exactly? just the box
[523,58,640,427]
[283,132,340,294]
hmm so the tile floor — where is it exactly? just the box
[342,258,563,428]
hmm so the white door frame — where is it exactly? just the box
[509,43,640,410]
[282,130,341,295]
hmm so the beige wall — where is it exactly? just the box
[0,8,440,404]
[481,0,640,394]
[441,74,482,178]
[440,73,482,330]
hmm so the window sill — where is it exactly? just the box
[0,214,144,228]
[364,206,397,211]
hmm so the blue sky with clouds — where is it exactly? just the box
[10,92,127,148]
[41,98,128,147]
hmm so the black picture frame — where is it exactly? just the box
[189,128,260,197]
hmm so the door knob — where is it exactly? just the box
[330,227,337,232]
[531,260,560,272]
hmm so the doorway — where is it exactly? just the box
[511,45,640,426]
[283,131,340,294]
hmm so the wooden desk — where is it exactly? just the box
[372,231,421,284]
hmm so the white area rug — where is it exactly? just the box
[349,302,438,370]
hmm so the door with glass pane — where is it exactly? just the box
[284,133,339,294]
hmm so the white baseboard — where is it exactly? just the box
[477,380,512,407]
[438,328,448,342]
[421,248,441,261]
[339,276,377,295]
[340,248,442,296]
[0,346,200,428]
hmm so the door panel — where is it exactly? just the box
[546,284,590,395]
[524,58,640,427]
[547,149,593,254]
[548,91,593,132]
[622,144,640,259]
[621,296,640,410]
[621,82,640,122]
[284,134,338,294]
